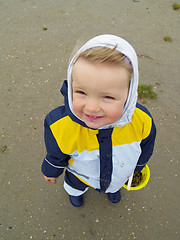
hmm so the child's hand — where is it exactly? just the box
[44,176,57,184]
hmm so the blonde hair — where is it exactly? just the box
[75,45,133,79]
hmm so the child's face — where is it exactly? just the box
[72,58,129,129]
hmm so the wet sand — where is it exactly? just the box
[0,0,180,239]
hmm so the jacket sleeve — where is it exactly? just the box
[41,116,70,178]
[135,116,156,172]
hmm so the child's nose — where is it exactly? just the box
[85,98,100,113]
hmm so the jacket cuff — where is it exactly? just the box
[134,164,146,172]
[41,159,64,177]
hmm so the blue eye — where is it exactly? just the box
[76,90,86,95]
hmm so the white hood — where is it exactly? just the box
[67,34,139,128]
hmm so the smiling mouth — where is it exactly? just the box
[84,113,103,120]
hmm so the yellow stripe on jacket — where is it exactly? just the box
[50,107,152,155]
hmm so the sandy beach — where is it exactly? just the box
[0,0,180,239]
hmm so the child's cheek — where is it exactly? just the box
[108,108,123,122]
[72,100,81,116]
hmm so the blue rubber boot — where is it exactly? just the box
[108,190,121,204]
[69,195,83,207]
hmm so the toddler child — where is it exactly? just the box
[41,34,156,207]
